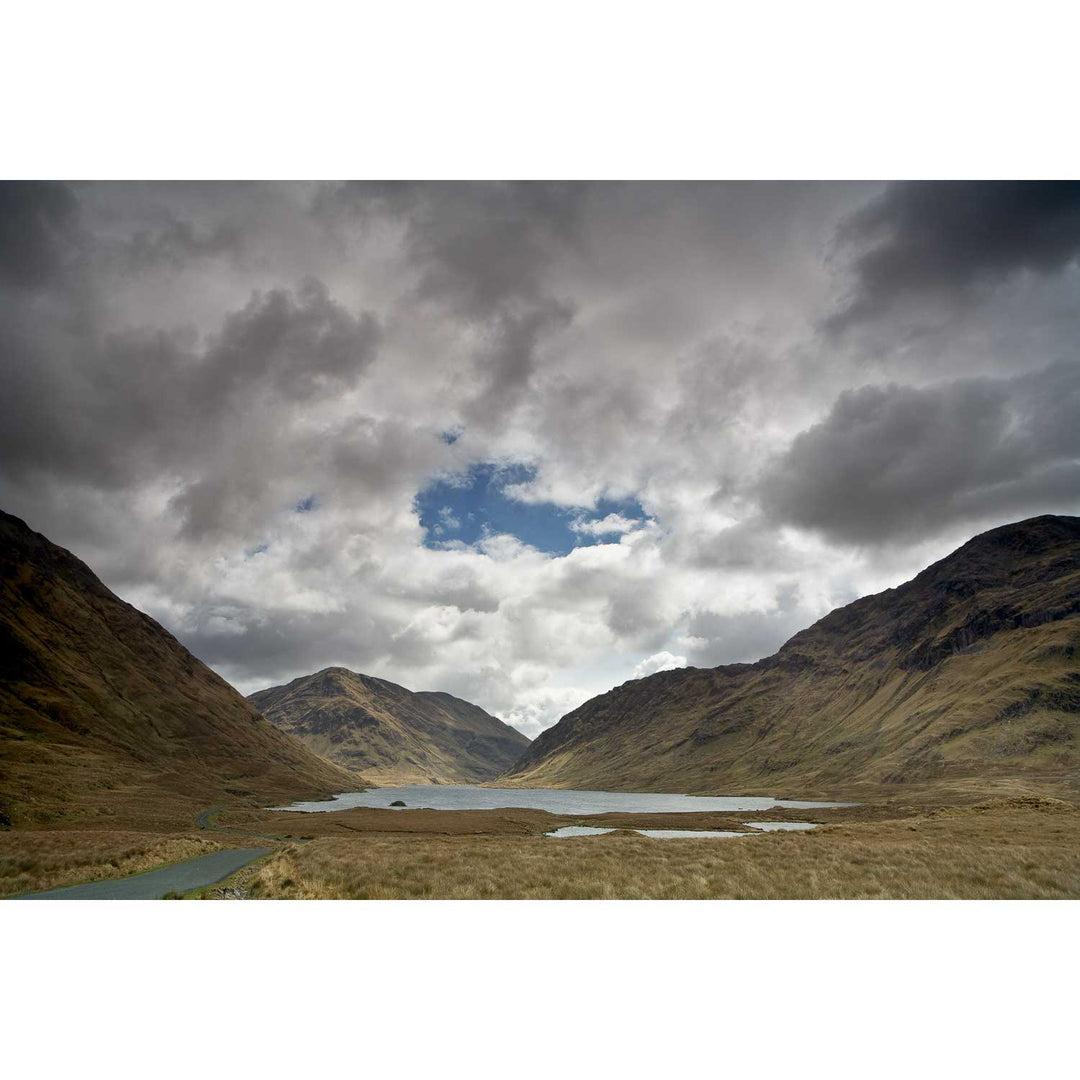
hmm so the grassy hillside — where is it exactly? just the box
[506,515,1080,797]
[0,510,354,827]
[249,667,531,785]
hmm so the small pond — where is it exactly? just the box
[544,826,750,839]
[743,821,819,832]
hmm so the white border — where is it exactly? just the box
[3,1,1078,178]
[3,899,1077,1077]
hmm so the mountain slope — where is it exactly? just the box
[507,516,1080,796]
[0,510,354,826]
[249,668,530,785]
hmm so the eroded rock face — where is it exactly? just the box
[508,515,1080,794]
[249,668,531,785]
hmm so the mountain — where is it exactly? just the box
[507,516,1080,796]
[249,667,531,785]
[0,510,354,827]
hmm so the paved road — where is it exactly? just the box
[13,847,274,900]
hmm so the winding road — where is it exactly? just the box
[14,847,273,900]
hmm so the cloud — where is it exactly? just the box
[683,594,812,668]
[0,181,81,291]
[436,506,460,532]
[123,217,244,272]
[829,181,1080,329]
[570,512,643,537]
[3,181,1079,736]
[632,651,687,679]
[0,272,383,542]
[759,360,1080,545]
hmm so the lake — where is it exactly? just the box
[271,784,855,815]
[545,826,751,839]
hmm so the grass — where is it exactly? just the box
[242,798,1080,899]
[0,830,232,896]
[6,794,1076,900]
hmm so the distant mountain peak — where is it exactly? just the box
[249,667,529,785]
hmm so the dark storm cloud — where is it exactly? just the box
[312,179,423,226]
[318,182,587,424]
[179,603,395,685]
[204,278,380,401]
[829,181,1080,329]
[759,360,1080,545]
[123,217,244,272]
[406,182,588,315]
[0,181,81,291]
[461,299,575,427]
[0,275,380,497]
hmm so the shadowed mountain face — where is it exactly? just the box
[0,511,354,826]
[249,668,531,785]
[507,516,1080,796]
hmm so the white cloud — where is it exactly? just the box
[570,512,644,537]
[437,505,461,531]
[632,651,688,679]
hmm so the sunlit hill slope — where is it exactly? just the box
[506,516,1080,797]
[249,667,531,785]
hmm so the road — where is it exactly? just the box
[14,847,274,900]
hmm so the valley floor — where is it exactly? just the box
[5,793,1077,900]
[239,798,1080,899]
[4,790,1075,898]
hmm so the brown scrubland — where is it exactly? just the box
[4,785,1079,900]
[240,797,1080,900]
[0,830,234,895]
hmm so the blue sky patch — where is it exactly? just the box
[415,463,651,555]
[295,494,317,513]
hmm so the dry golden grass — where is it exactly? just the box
[244,799,1080,899]
[0,830,231,896]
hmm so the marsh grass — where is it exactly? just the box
[245,801,1080,900]
[0,831,228,896]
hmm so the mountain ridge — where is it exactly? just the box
[249,666,530,785]
[506,515,1080,796]
[0,509,355,826]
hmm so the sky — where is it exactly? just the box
[2,180,1079,737]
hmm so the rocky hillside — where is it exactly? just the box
[250,668,530,785]
[506,516,1080,796]
[0,510,354,826]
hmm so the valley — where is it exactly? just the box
[2,512,1079,900]
[234,795,1080,900]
